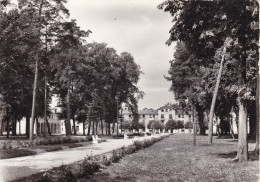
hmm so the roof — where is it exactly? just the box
[122,108,158,115]
[157,103,180,110]
[138,109,158,115]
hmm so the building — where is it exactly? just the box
[121,103,192,133]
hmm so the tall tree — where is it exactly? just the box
[159,0,258,161]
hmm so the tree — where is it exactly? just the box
[184,121,193,129]
[159,0,258,161]
[165,119,177,133]
[148,120,164,131]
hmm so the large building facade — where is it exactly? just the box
[121,103,192,133]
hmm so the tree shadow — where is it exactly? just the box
[217,151,259,161]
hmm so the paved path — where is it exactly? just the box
[0,135,163,182]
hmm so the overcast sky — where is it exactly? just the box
[66,0,177,110]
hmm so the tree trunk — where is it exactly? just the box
[92,120,95,135]
[105,123,108,135]
[112,122,115,134]
[237,97,248,161]
[96,121,98,135]
[73,114,77,135]
[208,46,226,144]
[87,120,91,135]
[248,104,256,140]
[12,115,17,136]
[83,119,85,136]
[101,118,103,135]
[19,120,21,135]
[36,117,40,137]
[0,112,3,136]
[29,57,38,141]
[44,76,47,137]
[29,0,44,141]
[255,56,259,153]
[26,115,30,138]
[197,108,205,135]
[46,118,52,136]
[192,106,196,146]
[6,108,9,138]
[66,86,71,136]
[108,121,111,135]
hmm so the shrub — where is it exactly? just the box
[111,150,122,163]
[77,156,100,178]
[133,140,143,150]
[58,165,76,182]
[102,155,111,166]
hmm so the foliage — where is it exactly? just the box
[77,156,100,179]
[176,120,184,129]
[184,121,193,129]
[159,0,258,140]
[147,120,164,130]
[165,119,177,131]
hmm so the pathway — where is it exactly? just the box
[0,135,162,182]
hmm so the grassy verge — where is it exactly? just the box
[88,134,259,182]
[12,135,169,182]
[0,142,86,159]
[0,149,37,159]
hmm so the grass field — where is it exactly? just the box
[87,134,259,182]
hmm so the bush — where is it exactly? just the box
[102,156,111,166]
[77,156,100,179]
[58,165,76,182]
[133,140,143,150]
[111,150,122,163]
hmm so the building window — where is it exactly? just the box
[161,109,164,112]
[161,114,164,118]
[149,115,152,118]
[182,115,184,118]
[153,114,155,118]
[76,126,79,132]
[166,109,168,112]
[169,114,172,119]
[142,115,145,118]
[129,114,132,118]
[178,115,181,118]
[189,115,191,118]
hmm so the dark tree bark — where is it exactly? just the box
[255,60,259,153]
[101,118,103,135]
[92,120,95,135]
[112,122,115,134]
[36,117,40,136]
[197,107,206,135]
[87,120,91,135]
[248,103,256,140]
[11,115,17,136]
[95,121,98,135]
[108,121,111,135]
[83,119,85,136]
[26,115,30,138]
[46,118,52,136]
[6,108,9,138]
[66,86,72,136]
[72,114,77,135]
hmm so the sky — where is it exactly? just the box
[65,0,177,110]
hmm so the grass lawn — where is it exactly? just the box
[87,134,259,182]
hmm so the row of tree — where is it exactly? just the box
[159,0,259,161]
[0,0,143,140]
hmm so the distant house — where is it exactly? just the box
[121,107,158,132]
[121,103,192,133]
